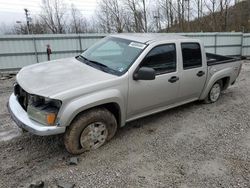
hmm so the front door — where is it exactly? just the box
[127,43,180,120]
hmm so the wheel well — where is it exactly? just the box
[71,103,121,127]
[220,77,230,90]
[100,103,121,127]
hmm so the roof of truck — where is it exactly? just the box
[111,33,188,44]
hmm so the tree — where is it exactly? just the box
[219,0,232,31]
[196,0,204,31]
[159,0,174,32]
[97,0,112,33]
[0,23,12,34]
[97,0,126,33]
[125,0,140,32]
[30,18,49,34]
[11,23,26,34]
[70,4,88,33]
[204,0,232,31]
[124,0,149,32]
[40,0,67,34]
[4,0,250,34]
[142,0,148,32]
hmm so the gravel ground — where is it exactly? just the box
[0,62,250,188]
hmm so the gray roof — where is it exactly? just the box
[111,33,188,44]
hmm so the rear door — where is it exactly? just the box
[178,43,207,101]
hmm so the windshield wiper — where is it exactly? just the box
[76,55,120,75]
[76,55,117,75]
[77,55,108,68]
[88,59,108,68]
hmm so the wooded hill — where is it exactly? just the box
[163,0,250,32]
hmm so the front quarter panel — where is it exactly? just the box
[58,89,126,127]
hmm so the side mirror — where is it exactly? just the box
[133,67,156,80]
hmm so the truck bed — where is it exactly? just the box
[206,53,239,66]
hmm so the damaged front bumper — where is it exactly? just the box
[7,93,65,136]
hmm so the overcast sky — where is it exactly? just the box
[0,0,97,25]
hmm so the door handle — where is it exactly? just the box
[197,71,205,77]
[168,76,179,83]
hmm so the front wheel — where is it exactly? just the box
[64,108,117,154]
[204,81,222,103]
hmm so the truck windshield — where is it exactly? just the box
[78,37,147,75]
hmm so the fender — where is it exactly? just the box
[200,67,233,100]
[58,89,126,127]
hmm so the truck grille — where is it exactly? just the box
[14,83,29,111]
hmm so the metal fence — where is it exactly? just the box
[0,32,250,70]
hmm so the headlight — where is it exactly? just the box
[27,95,61,126]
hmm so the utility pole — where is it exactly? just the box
[24,8,31,34]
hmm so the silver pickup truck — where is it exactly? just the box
[8,34,243,154]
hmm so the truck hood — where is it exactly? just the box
[16,57,117,98]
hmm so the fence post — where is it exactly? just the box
[214,33,217,54]
[240,32,244,56]
[78,35,82,53]
[32,36,39,63]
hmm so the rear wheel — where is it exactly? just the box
[204,80,222,103]
[64,108,117,154]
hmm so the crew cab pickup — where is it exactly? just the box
[8,34,243,154]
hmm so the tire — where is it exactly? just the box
[64,108,117,154]
[204,80,223,104]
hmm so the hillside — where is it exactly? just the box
[162,0,250,33]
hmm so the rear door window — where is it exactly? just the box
[181,43,202,69]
